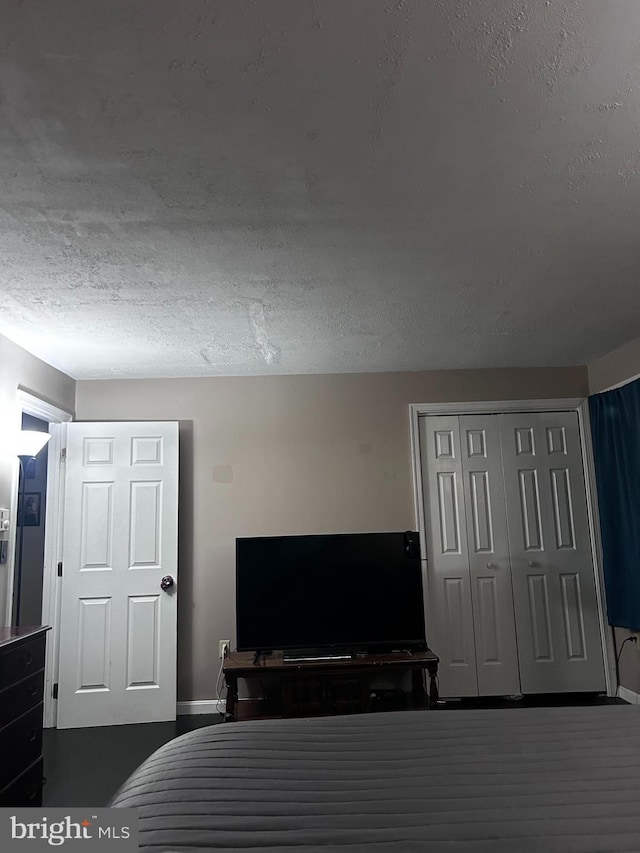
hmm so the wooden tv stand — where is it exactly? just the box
[223,648,439,722]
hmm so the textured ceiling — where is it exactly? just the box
[1,0,640,379]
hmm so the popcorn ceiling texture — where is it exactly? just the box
[1,0,639,379]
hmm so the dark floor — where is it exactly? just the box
[43,713,222,807]
[43,694,626,807]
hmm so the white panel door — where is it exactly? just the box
[459,416,520,696]
[500,412,605,693]
[57,422,179,728]
[419,416,478,697]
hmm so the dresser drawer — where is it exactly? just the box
[0,670,45,729]
[0,705,43,791]
[0,758,44,807]
[0,635,46,688]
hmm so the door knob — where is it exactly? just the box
[486,562,496,569]
[160,575,174,591]
[527,560,537,568]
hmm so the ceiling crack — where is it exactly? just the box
[248,300,279,365]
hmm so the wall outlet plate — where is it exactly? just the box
[219,640,230,659]
[0,508,10,537]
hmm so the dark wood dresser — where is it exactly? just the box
[0,626,50,806]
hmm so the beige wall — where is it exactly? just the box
[0,332,76,623]
[589,334,640,394]
[589,336,640,694]
[614,627,640,696]
[76,366,588,702]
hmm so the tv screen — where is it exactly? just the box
[235,531,426,653]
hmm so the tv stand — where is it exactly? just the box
[223,648,439,721]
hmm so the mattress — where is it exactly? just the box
[111,705,640,852]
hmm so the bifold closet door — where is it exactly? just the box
[420,416,477,696]
[459,416,520,696]
[500,412,605,693]
[419,416,520,697]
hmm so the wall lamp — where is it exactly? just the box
[16,430,51,462]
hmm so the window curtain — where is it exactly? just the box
[589,378,640,630]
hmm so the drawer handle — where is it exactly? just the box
[26,784,39,801]
[27,686,38,697]
[27,729,38,743]
[22,653,33,667]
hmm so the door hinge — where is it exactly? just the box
[57,561,63,577]
[60,448,67,463]
[52,683,58,700]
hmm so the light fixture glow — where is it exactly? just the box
[16,429,51,459]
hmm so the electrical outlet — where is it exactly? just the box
[219,640,230,659]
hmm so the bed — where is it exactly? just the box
[111,705,640,852]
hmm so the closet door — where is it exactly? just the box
[459,416,521,696]
[419,416,478,697]
[500,412,605,693]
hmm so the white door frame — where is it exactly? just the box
[11,388,73,728]
[409,397,617,698]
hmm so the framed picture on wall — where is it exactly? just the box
[18,492,41,527]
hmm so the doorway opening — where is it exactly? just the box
[13,413,50,626]
[11,389,73,728]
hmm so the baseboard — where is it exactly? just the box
[176,700,222,715]
[617,685,640,704]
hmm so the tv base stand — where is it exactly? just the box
[223,649,439,722]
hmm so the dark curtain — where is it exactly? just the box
[589,379,640,630]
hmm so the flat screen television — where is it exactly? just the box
[235,531,426,654]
